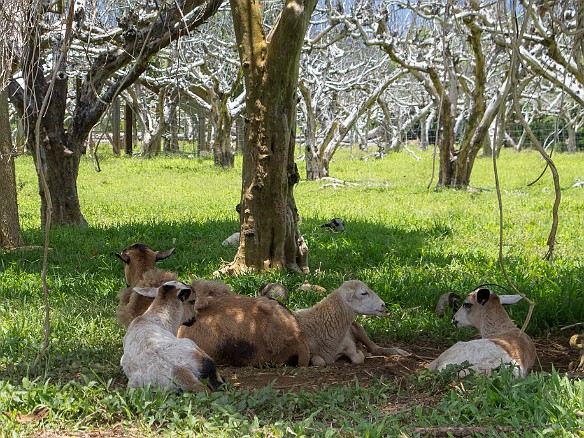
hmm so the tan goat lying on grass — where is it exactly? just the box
[426,287,536,377]
[294,280,409,365]
[259,281,407,359]
[121,281,225,392]
[116,243,176,328]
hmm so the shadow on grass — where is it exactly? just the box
[2,217,583,343]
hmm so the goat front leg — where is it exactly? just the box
[341,332,366,364]
[351,322,410,357]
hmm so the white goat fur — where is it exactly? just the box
[294,280,408,366]
[116,243,177,328]
[222,232,240,246]
[121,281,224,392]
[426,288,536,377]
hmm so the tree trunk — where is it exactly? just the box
[124,102,133,155]
[197,105,207,155]
[566,121,577,154]
[112,97,121,156]
[482,126,493,158]
[219,0,316,274]
[8,20,88,227]
[163,88,180,154]
[235,115,245,152]
[0,89,24,248]
[438,11,491,189]
[213,101,234,167]
[299,81,328,180]
[305,149,328,180]
[436,92,457,187]
[141,90,165,156]
[419,111,429,151]
[8,0,223,226]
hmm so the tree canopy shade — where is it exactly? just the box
[217,0,318,274]
[8,0,224,227]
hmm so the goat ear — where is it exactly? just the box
[116,251,130,263]
[133,287,158,298]
[476,288,491,305]
[155,248,175,261]
[177,287,191,302]
[499,295,523,305]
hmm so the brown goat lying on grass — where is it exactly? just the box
[177,280,310,367]
[116,243,177,328]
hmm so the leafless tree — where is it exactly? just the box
[7,0,224,226]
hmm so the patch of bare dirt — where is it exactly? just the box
[220,334,579,392]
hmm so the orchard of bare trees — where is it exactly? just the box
[1,0,583,271]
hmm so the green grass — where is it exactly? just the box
[1,147,583,436]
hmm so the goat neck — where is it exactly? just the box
[478,301,519,339]
[331,291,359,325]
[143,300,184,335]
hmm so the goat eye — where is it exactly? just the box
[361,291,369,296]
[462,302,472,309]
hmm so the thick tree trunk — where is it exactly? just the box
[219,0,316,274]
[0,89,24,248]
[8,19,88,227]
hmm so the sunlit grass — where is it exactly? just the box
[2,147,583,435]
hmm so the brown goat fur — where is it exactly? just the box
[177,280,310,367]
[115,243,176,328]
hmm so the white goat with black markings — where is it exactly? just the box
[294,280,409,366]
[121,281,225,392]
[427,287,536,377]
